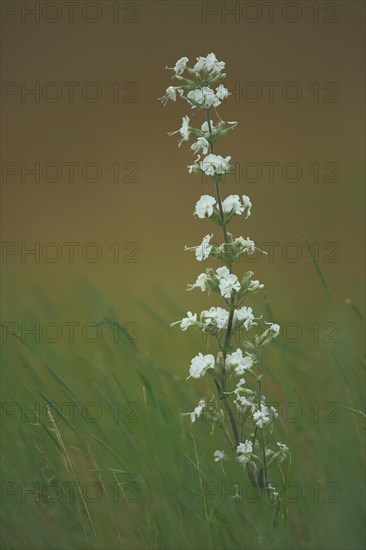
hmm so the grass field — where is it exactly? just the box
[1,256,364,550]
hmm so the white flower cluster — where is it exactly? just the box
[196,194,252,219]
[187,85,229,109]
[201,306,230,330]
[233,236,256,255]
[213,450,225,462]
[159,54,233,177]
[168,53,225,77]
[194,195,217,218]
[167,116,190,147]
[160,54,228,109]
[193,53,225,74]
[222,195,252,218]
[190,399,206,422]
[185,234,213,262]
[234,380,255,410]
[252,399,278,428]
[276,442,291,464]
[184,235,257,270]
[188,272,209,292]
[159,85,184,106]
[233,306,256,330]
[171,304,259,335]
[163,53,288,486]
[187,270,263,299]
[171,311,197,332]
[188,154,232,177]
[216,266,240,298]
[191,137,210,156]
[189,352,215,379]
[236,440,253,466]
[200,119,238,138]
[226,348,253,375]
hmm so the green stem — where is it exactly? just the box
[255,347,269,495]
[206,109,239,447]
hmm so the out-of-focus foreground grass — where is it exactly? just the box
[1,271,365,550]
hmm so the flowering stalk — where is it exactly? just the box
[160,54,290,503]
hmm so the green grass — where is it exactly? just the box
[1,273,365,550]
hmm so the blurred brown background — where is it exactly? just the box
[1,0,364,359]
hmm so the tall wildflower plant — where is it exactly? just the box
[160,54,290,503]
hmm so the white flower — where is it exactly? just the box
[237,440,253,454]
[252,410,269,428]
[258,322,281,346]
[269,403,279,419]
[253,403,278,428]
[180,116,190,141]
[234,306,255,330]
[167,86,177,100]
[193,56,206,73]
[188,163,200,174]
[190,399,205,422]
[173,56,189,75]
[185,234,213,261]
[189,352,215,379]
[179,311,197,331]
[202,306,229,329]
[242,195,252,218]
[187,87,221,109]
[276,442,290,463]
[226,349,245,368]
[234,237,256,255]
[226,348,253,375]
[235,394,253,408]
[236,440,253,465]
[171,311,197,331]
[236,378,246,389]
[215,265,230,278]
[216,84,230,101]
[235,358,253,375]
[168,116,190,146]
[195,195,216,219]
[188,273,209,292]
[269,323,280,335]
[194,53,225,75]
[234,381,255,409]
[222,194,244,215]
[214,450,225,462]
[200,154,232,176]
[205,53,225,73]
[195,234,213,261]
[201,120,215,134]
[200,119,228,139]
[191,137,210,155]
[248,279,264,292]
[159,86,183,106]
[216,266,240,299]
